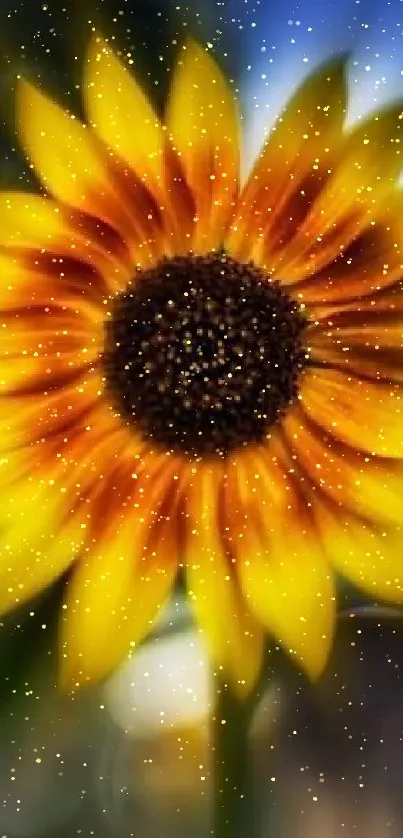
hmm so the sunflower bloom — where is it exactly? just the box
[1,36,403,696]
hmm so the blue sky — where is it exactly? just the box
[188,0,403,168]
[0,0,402,183]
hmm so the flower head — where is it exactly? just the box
[1,36,403,694]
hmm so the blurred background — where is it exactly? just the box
[1,0,403,834]
[3,596,403,837]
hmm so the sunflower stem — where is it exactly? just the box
[212,682,256,838]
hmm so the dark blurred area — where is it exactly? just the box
[0,0,235,192]
[254,609,403,838]
[2,600,403,836]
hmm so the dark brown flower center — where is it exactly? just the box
[104,253,307,457]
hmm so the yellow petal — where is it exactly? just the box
[0,391,111,508]
[227,56,347,263]
[0,503,87,614]
[17,79,141,241]
[0,313,99,356]
[317,103,403,225]
[308,303,403,382]
[0,192,73,248]
[238,530,335,679]
[185,462,264,697]
[267,104,403,281]
[0,268,102,395]
[0,369,106,454]
[168,39,240,251]
[282,404,403,529]
[60,515,146,689]
[0,375,124,518]
[0,316,100,378]
[0,385,136,617]
[0,417,117,615]
[84,35,164,196]
[84,36,198,257]
[60,457,181,688]
[285,210,403,304]
[0,192,132,289]
[0,257,95,316]
[300,367,403,457]
[317,272,403,319]
[0,347,93,396]
[313,502,403,604]
[227,451,335,679]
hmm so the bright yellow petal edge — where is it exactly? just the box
[0,36,402,697]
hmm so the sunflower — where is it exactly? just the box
[1,35,403,696]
